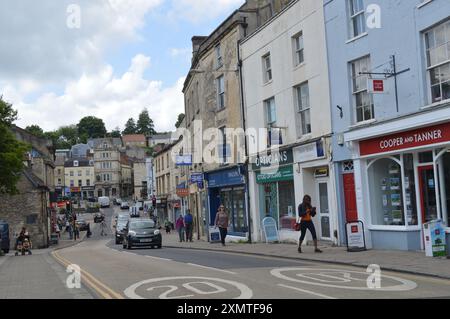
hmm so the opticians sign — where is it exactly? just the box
[360,122,450,156]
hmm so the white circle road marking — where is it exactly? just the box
[270,267,417,291]
[124,276,253,299]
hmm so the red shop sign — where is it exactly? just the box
[360,122,450,156]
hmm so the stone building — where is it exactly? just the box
[182,0,293,241]
[0,126,55,249]
[133,160,148,201]
[120,154,133,199]
[89,138,122,198]
[64,158,95,199]
[122,134,147,148]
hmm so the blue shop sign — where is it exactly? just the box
[206,167,244,188]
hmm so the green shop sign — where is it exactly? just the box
[256,165,294,184]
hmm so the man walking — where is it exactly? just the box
[184,210,193,242]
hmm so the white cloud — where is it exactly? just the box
[5,54,185,133]
[167,0,245,24]
[170,48,191,58]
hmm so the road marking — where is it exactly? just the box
[270,267,417,291]
[52,251,124,299]
[278,284,337,299]
[187,263,237,275]
[124,276,253,299]
[145,255,172,262]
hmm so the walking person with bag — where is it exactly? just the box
[214,204,229,246]
[297,195,322,253]
[175,214,185,242]
[184,210,193,242]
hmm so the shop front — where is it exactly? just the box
[205,166,248,239]
[250,148,296,242]
[345,120,450,251]
[82,186,95,200]
[293,138,337,244]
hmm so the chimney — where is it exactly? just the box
[191,36,207,60]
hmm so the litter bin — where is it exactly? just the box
[423,219,447,257]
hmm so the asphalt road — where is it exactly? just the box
[51,206,450,299]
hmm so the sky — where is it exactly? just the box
[0,0,245,133]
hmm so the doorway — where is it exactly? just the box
[418,165,438,224]
[316,181,331,240]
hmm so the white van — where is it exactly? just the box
[98,196,110,208]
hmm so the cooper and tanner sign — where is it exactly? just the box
[359,122,450,156]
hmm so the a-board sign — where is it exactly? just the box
[345,221,366,252]
[262,217,279,243]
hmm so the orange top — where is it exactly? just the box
[302,207,312,222]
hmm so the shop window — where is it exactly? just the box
[368,158,405,226]
[404,154,418,226]
[438,151,450,227]
[419,151,433,163]
[279,181,296,230]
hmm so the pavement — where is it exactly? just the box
[162,232,450,280]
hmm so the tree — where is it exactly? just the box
[136,108,156,136]
[77,116,107,141]
[25,125,45,138]
[0,97,29,194]
[175,113,185,128]
[58,125,79,146]
[122,118,137,135]
[109,127,121,138]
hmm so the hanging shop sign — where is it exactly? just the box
[360,122,450,156]
[367,78,386,94]
[256,165,293,184]
[294,139,326,163]
[251,149,293,170]
[176,188,189,197]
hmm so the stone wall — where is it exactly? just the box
[0,175,49,250]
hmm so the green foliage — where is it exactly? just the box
[122,118,137,135]
[175,113,185,128]
[77,116,107,140]
[109,126,121,138]
[137,108,156,136]
[25,125,45,138]
[0,97,29,194]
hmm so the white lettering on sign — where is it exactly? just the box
[379,129,443,151]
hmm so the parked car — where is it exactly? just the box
[122,219,162,249]
[120,202,130,210]
[0,221,10,254]
[98,196,110,208]
[129,206,140,218]
[114,198,122,206]
[76,219,89,231]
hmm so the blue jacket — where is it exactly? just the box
[184,214,193,224]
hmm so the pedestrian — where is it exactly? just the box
[100,219,108,236]
[297,195,322,253]
[86,223,92,238]
[164,219,171,234]
[73,221,79,241]
[68,221,73,240]
[215,204,229,246]
[55,223,61,238]
[175,215,185,242]
[184,210,193,242]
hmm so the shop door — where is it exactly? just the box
[343,173,358,222]
[317,182,331,240]
[418,166,438,224]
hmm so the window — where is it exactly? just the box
[219,126,228,164]
[78,180,82,187]
[368,158,405,226]
[217,75,225,109]
[215,44,223,68]
[86,179,90,186]
[265,97,276,126]
[295,82,311,135]
[351,56,374,122]
[73,160,79,167]
[57,169,61,175]
[86,170,90,176]
[70,180,74,187]
[70,171,74,177]
[78,170,82,177]
[425,21,450,103]
[348,0,366,38]
[263,53,272,83]
[58,178,62,185]
[293,33,304,66]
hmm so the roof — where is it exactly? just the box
[64,158,93,167]
[88,137,123,148]
[149,133,173,140]
[122,134,146,143]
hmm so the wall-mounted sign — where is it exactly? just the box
[176,155,192,166]
[256,166,293,184]
[206,167,244,188]
[359,122,450,156]
[294,139,326,163]
[251,149,293,170]
[176,188,189,197]
[314,167,329,178]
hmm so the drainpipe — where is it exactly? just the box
[237,25,252,244]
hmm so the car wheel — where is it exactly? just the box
[4,249,9,254]
[115,238,120,244]
[157,245,162,249]
[127,243,132,250]
[122,242,126,249]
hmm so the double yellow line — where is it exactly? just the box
[52,251,124,299]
